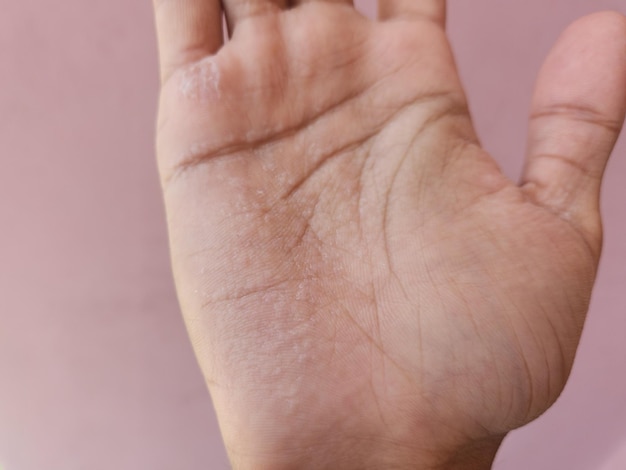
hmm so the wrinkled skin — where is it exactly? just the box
[153,1,626,468]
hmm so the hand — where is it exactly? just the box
[153,1,626,468]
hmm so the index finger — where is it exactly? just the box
[378,0,446,26]
[153,0,224,84]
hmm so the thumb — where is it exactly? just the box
[522,11,626,256]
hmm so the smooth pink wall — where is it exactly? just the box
[1,1,625,469]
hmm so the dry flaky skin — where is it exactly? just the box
[153,3,626,469]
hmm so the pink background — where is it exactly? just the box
[1,1,625,468]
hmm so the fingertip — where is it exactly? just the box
[560,10,626,48]
[533,10,626,117]
[573,10,626,34]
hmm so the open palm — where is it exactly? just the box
[153,1,626,468]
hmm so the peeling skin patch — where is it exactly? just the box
[179,57,221,100]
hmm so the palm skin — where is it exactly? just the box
[154,2,626,468]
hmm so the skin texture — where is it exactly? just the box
[152,1,626,468]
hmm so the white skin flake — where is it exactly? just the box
[179,57,221,100]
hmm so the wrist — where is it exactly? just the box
[432,434,505,470]
[210,380,506,470]
[224,425,505,470]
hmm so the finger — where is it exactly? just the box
[290,0,352,8]
[222,0,285,34]
[378,0,445,26]
[153,0,224,84]
[521,11,626,250]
